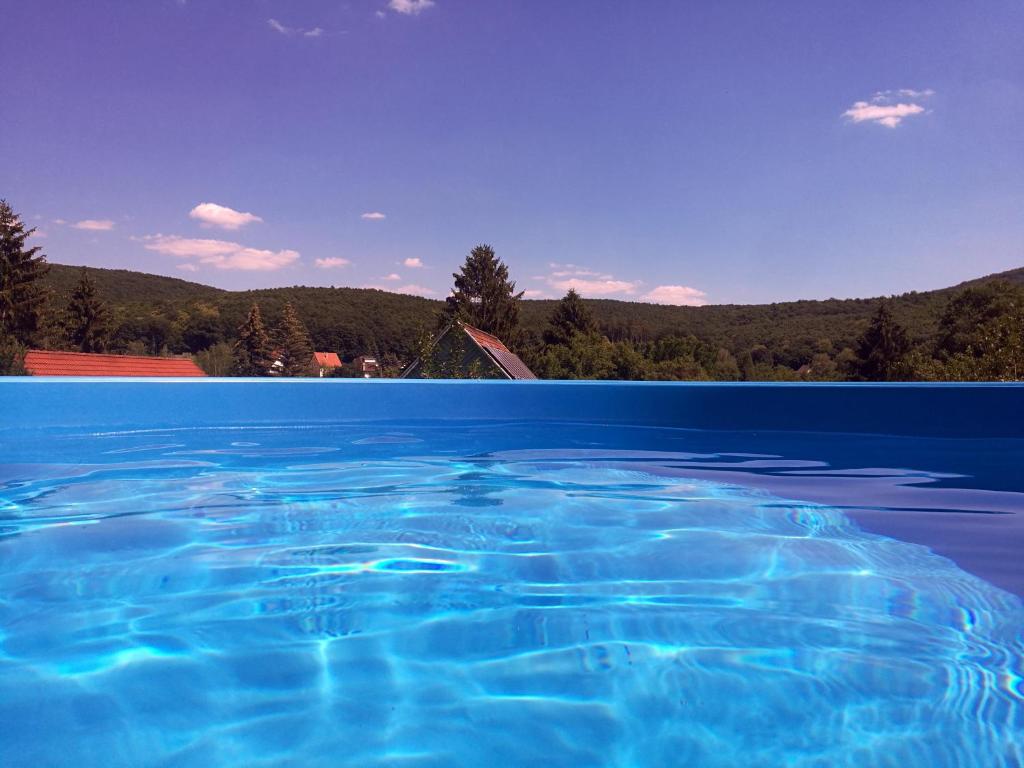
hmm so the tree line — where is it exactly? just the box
[2,199,1022,380]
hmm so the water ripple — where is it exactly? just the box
[0,423,1021,767]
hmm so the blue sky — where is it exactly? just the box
[2,0,1022,304]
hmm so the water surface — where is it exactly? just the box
[0,422,1021,766]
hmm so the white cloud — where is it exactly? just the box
[73,219,115,231]
[551,277,638,295]
[893,88,935,99]
[364,282,436,296]
[544,263,638,296]
[382,272,401,281]
[52,218,66,225]
[540,262,708,304]
[843,89,933,128]
[361,211,386,220]
[189,202,263,230]
[143,235,299,271]
[394,284,435,296]
[268,18,326,37]
[403,257,423,268]
[522,289,549,299]
[176,263,199,272]
[642,285,709,306]
[388,0,435,15]
[315,257,351,269]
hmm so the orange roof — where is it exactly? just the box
[24,350,207,377]
[462,324,511,353]
[313,351,342,368]
[460,323,536,379]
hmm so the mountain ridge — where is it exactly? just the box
[41,262,1024,365]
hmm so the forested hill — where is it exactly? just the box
[44,264,225,304]
[41,262,1024,367]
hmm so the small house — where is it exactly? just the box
[353,355,381,378]
[401,321,536,380]
[313,352,342,377]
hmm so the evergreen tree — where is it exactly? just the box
[443,244,522,345]
[273,301,314,376]
[0,199,49,346]
[0,334,27,375]
[544,288,596,346]
[232,302,273,376]
[855,301,910,381]
[65,268,110,353]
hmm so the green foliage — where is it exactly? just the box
[534,332,615,379]
[232,303,272,376]
[408,322,484,378]
[272,301,314,377]
[935,281,1020,359]
[0,333,27,375]
[111,312,171,356]
[177,303,222,353]
[916,282,1024,381]
[805,352,840,381]
[0,199,49,346]
[854,301,911,381]
[194,341,234,376]
[64,268,110,353]
[28,259,1024,382]
[443,245,523,345]
[410,325,442,378]
[544,289,596,346]
[712,348,741,380]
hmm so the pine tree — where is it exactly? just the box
[65,268,110,353]
[544,288,596,346]
[442,244,523,345]
[0,334,27,375]
[855,301,910,381]
[0,199,49,346]
[273,301,314,377]
[232,302,272,376]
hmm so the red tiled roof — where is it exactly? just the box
[24,350,207,377]
[460,323,537,380]
[313,352,342,368]
[462,324,511,353]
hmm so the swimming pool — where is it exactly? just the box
[1,380,1022,766]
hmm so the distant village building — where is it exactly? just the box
[269,350,343,377]
[313,352,342,377]
[23,350,206,377]
[401,321,536,380]
[353,355,381,378]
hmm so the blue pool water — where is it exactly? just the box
[0,414,1022,767]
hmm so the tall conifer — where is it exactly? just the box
[443,245,522,345]
[65,268,110,353]
[233,303,273,376]
[273,301,314,376]
[855,301,910,381]
[0,199,49,346]
[544,289,596,346]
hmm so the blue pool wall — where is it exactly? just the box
[1,379,1022,439]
